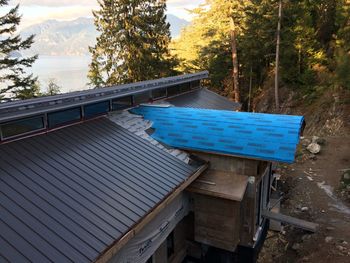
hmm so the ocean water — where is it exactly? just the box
[30,56,92,93]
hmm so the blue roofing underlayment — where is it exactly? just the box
[130,106,305,163]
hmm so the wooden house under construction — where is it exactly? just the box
[0,72,310,263]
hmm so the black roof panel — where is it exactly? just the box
[166,88,241,111]
[0,118,196,262]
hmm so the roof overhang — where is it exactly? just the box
[94,163,208,263]
[0,71,208,123]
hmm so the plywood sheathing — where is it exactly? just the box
[193,194,241,252]
[187,169,249,201]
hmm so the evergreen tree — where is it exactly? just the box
[172,0,248,102]
[45,79,61,96]
[14,80,41,100]
[0,0,38,99]
[89,0,176,87]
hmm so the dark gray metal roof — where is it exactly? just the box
[0,118,197,262]
[0,71,208,123]
[165,88,241,111]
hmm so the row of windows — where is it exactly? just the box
[0,82,200,141]
[1,116,45,139]
[0,97,132,140]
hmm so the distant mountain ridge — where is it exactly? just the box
[20,15,189,57]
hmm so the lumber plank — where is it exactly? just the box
[262,210,318,232]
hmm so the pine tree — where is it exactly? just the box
[0,0,38,99]
[88,0,176,87]
[172,0,247,102]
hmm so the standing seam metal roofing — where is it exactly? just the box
[0,118,197,263]
[165,88,241,111]
[130,106,305,163]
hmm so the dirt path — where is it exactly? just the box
[259,136,350,263]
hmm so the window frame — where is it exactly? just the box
[133,91,151,105]
[152,88,167,100]
[166,85,181,97]
[47,107,82,129]
[179,83,191,93]
[0,115,45,140]
[112,96,133,111]
[83,100,110,119]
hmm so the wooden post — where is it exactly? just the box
[275,0,282,111]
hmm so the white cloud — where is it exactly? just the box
[11,0,205,8]
[19,6,94,29]
[10,0,96,6]
[10,0,206,28]
[167,0,204,7]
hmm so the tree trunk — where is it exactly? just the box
[230,17,240,103]
[275,0,282,111]
[248,65,253,112]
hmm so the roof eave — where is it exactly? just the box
[93,162,209,263]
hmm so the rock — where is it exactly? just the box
[325,236,334,243]
[301,206,309,212]
[307,143,321,154]
[342,241,348,246]
[292,243,301,250]
[326,226,335,231]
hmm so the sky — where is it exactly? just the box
[7,0,206,29]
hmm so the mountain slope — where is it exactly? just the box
[20,17,98,56]
[167,14,189,39]
[21,15,189,56]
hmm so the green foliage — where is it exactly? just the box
[333,0,350,90]
[334,49,350,89]
[45,79,61,96]
[13,78,62,100]
[172,0,350,106]
[0,0,38,99]
[13,81,41,100]
[172,0,247,94]
[89,0,177,88]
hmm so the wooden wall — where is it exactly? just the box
[192,152,259,177]
[240,164,270,247]
[193,193,241,252]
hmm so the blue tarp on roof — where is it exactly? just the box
[130,106,305,163]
